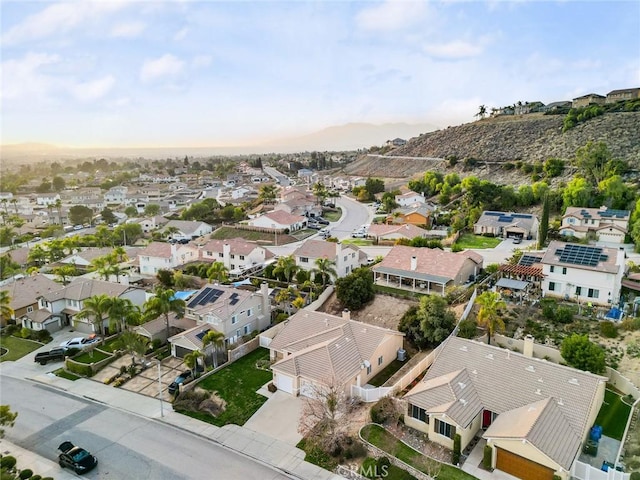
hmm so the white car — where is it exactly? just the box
[351,230,367,238]
[60,335,99,349]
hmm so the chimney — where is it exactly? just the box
[410,256,417,271]
[342,309,351,321]
[261,282,271,323]
[523,334,534,358]
[223,243,231,264]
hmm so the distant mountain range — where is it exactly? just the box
[0,122,438,162]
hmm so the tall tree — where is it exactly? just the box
[312,182,328,205]
[311,257,337,288]
[258,184,278,204]
[143,286,185,343]
[273,255,298,283]
[335,267,374,311]
[0,291,15,325]
[560,334,606,374]
[115,330,149,365]
[108,297,141,332]
[475,291,506,344]
[184,349,204,378]
[538,193,549,249]
[476,105,487,119]
[76,294,112,338]
[202,329,225,368]
[207,262,229,283]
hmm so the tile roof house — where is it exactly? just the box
[394,191,425,207]
[199,237,274,272]
[169,283,271,359]
[138,215,170,234]
[136,241,200,275]
[160,220,213,241]
[404,336,606,480]
[292,240,367,278]
[247,210,307,231]
[372,245,483,295]
[37,278,146,335]
[58,247,139,270]
[264,309,404,397]
[605,87,640,104]
[560,206,630,244]
[390,204,435,227]
[572,93,606,108]
[367,224,428,242]
[474,211,538,240]
[540,241,625,306]
[3,274,60,329]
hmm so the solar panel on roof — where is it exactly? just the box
[512,213,532,219]
[195,329,211,341]
[555,244,608,267]
[229,292,239,305]
[498,215,514,222]
[519,254,543,267]
[187,288,212,308]
[484,211,502,216]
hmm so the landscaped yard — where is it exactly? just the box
[187,347,272,427]
[361,424,478,480]
[342,238,374,246]
[454,234,502,249]
[210,226,297,244]
[0,335,43,362]
[323,210,342,222]
[72,349,112,364]
[369,359,407,387]
[54,368,80,381]
[594,389,632,441]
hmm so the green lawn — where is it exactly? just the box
[454,234,502,249]
[72,349,112,363]
[341,238,374,246]
[361,424,479,480]
[0,335,42,362]
[210,226,297,245]
[99,336,121,353]
[361,457,417,479]
[54,368,80,381]
[594,389,631,440]
[323,211,342,222]
[369,359,407,387]
[187,347,273,426]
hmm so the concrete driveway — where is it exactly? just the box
[244,390,303,445]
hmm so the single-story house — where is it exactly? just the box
[474,211,538,240]
[372,245,483,295]
[572,93,606,108]
[395,192,425,207]
[404,336,606,480]
[264,309,404,397]
[160,220,213,241]
[367,224,427,242]
[247,210,307,232]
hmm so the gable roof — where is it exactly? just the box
[163,219,209,234]
[372,245,482,284]
[292,239,358,260]
[200,237,270,256]
[137,241,173,258]
[42,278,132,302]
[541,241,620,274]
[475,211,537,231]
[270,310,403,385]
[6,274,60,309]
[261,210,306,225]
[368,224,426,239]
[404,337,606,470]
[184,283,255,319]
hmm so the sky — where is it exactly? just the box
[1,0,639,148]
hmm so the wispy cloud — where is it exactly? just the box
[1,52,60,101]
[72,75,116,102]
[356,0,429,32]
[110,21,146,38]
[140,54,185,83]
[192,54,212,68]
[423,40,483,59]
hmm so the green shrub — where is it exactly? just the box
[66,361,92,377]
[20,327,31,339]
[0,455,17,470]
[376,456,391,470]
[275,313,288,324]
[152,339,163,350]
[555,307,574,324]
[629,472,640,480]
[452,433,461,465]
[31,475,42,480]
[457,319,478,339]
[19,469,34,479]
[450,243,463,252]
[370,397,397,424]
[600,321,618,339]
[483,445,492,469]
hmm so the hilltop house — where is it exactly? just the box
[572,93,606,108]
[292,240,366,278]
[138,215,170,234]
[199,237,274,271]
[404,336,606,480]
[606,87,640,104]
[262,309,404,397]
[168,283,271,358]
[372,245,483,295]
[541,241,626,306]
[394,191,425,207]
[560,206,629,244]
[474,211,538,240]
[160,220,212,241]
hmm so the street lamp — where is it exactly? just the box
[157,359,164,417]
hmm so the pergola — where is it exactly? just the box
[373,266,450,295]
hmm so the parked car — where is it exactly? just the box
[58,441,98,474]
[35,347,67,365]
[60,335,99,350]
[513,237,522,244]
[168,370,193,395]
[315,217,330,225]
[319,228,331,239]
[307,221,321,230]
[351,230,367,238]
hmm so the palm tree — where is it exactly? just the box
[0,290,15,325]
[53,265,77,285]
[273,255,298,283]
[143,286,185,343]
[207,262,229,283]
[202,329,225,368]
[475,291,506,344]
[258,184,277,204]
[476,105,487,119]
[184,349,204,378]
[275,286,297,315]
[312,182,328,205]
[0,199,8,216]
[10,198,18,214]
[112,246,129,263]
[54,199,63,225]
[75,294,112,338]
[90,255,111,281]
[164,226,180,241]
[28,244,48,266]
[108,297,141,332]
[115,330,149,366]
[94,226,113,247]
[311,257,337,288]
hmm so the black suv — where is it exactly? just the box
[58,441,98,474]
[168,370,193,395]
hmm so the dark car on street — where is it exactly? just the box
[58,441,98,474]
[168,370,193,395]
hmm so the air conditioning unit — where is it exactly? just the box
[397,349,407,362]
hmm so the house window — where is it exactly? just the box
[575,286,582,296]
[240,255,245,260]
[230,264,235,270]
[366,365,372,375]
[549,282,556,291]
[378,355,383,366]
[550,266,555,273]
[231,315,238,324]
[27,306,34,313]
[218,252,224,258]
[434,418,456,439]
[230,254,235,259]
[206,251,212,256]
[244,324,251,335]
[588,289,599,299]
[409,404,427,423]
[236,329,241,338]
[562,267,567,275]
[344,256,347,261]
[247,308,252,317]
[300,257,309,263]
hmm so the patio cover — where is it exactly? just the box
[496,278,529,291]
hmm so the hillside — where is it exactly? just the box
[343,112,640,180]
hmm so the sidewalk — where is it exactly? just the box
[1,362,341,480]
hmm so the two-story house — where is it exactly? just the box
[572,93,606,108]
[560,206,629,244]
[395,191,426,207]
[541,241,626,306]
[247,210,306,231]
[160,220,212,241]
[4,274,60,330]
[104,186,128,205]
[168,283,271,359]
[137,242,199,275]
[605,87,640,104]
[199,238,274,271]
[292,240,366,278]
[137,215,170,234]
[37,278,146,334]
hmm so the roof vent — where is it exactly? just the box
[557,398,564,406]
[534,388,542,395]
[538,378,544,383]
[457,382,466,389]
[471,369,478,375]
[568,378,580,386]
[526,365,535,373]
[485,353,494,360]
[460,399,467,406]
[459,346,468,352]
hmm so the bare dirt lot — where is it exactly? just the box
[317,293,418,331]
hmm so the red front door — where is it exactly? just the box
[482,410,494,429]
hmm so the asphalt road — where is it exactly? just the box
[331,195,372,240]
[0,376,289,480]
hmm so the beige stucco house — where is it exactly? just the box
[560,206,629,244]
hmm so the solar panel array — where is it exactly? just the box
[519,254,543,267]
[229,293,240,305]
[555,244,608,267]
[484,211,532,223]
[187,287,223,308]
[599,209,629,219]
[195,329,211,341]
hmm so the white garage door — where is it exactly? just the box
[276,374,293,394]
